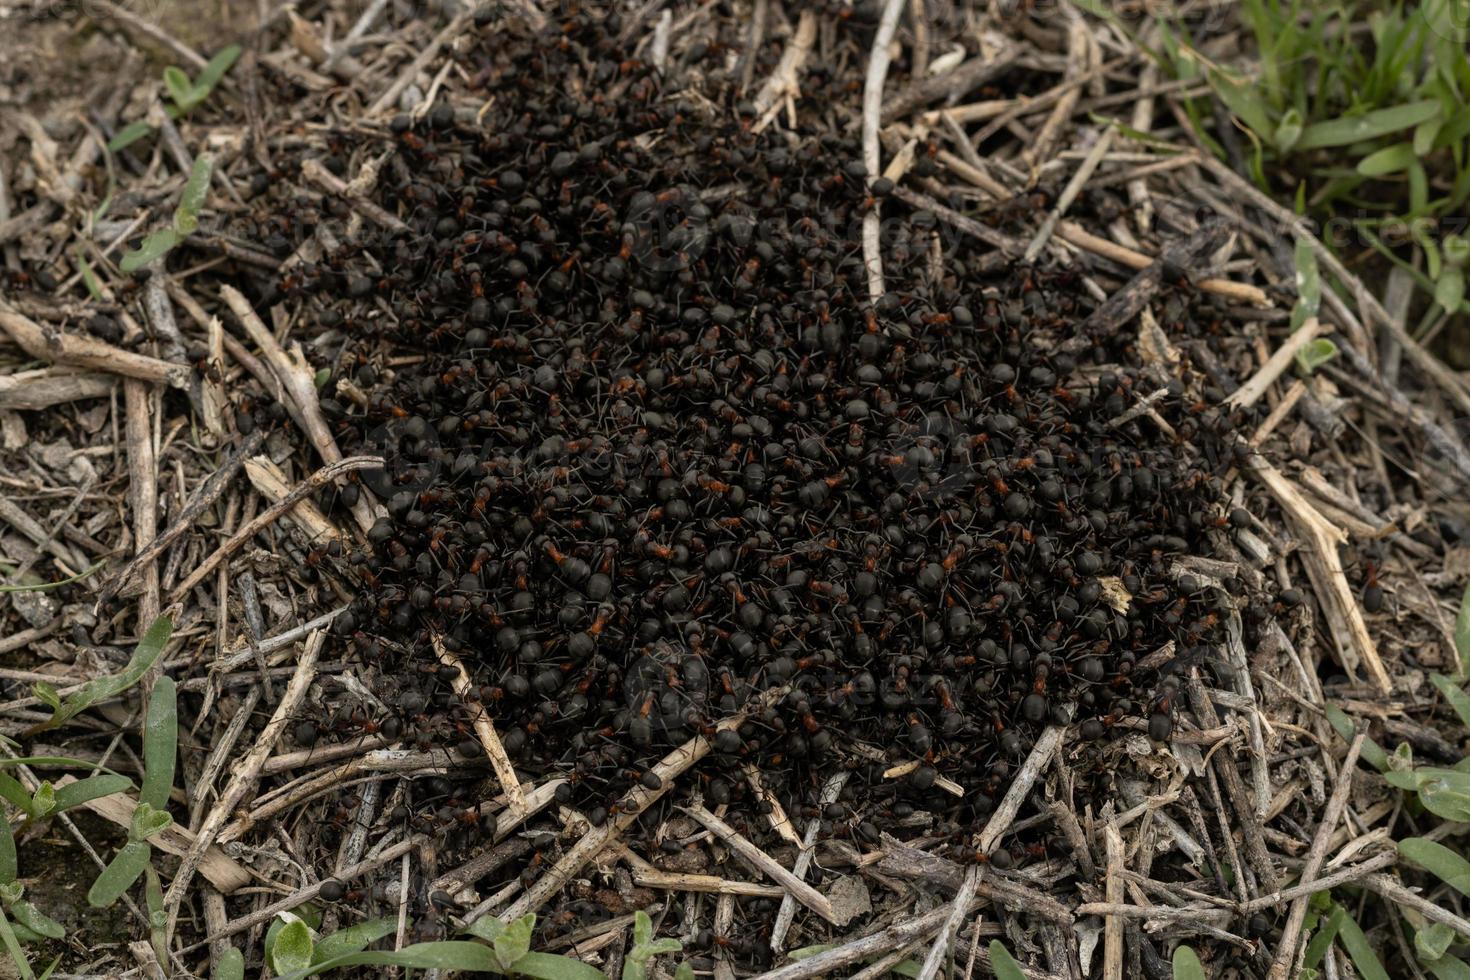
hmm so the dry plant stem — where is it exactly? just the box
[1103,823,1124,980]
[771,770,849,951]
[368,10,472,115]
[758,899,984,980]
[1225,318,1325,410]
[752,10,816,117]
[0,367,113,409]
[431,634,527,814]
[1249,456,1388,691]
[124,380,161,630]
[1238,849,1396,914]
[1361,874,1470,940]
[163,629,325,937]
[498,694,779,921]
[861,0,907,304]
[0,305,190,387]
[1023,125,1114,262]
[97,427,267,611]
[683,804,838,924]
[219,285,375,532]
[184,837,424,952]
[1052,219,1267,306]
[84,0,208,69]
[1021,16,1087,179]
[880,40,1021,123]
[301,158,409,233]
[167,455,382,604]
[890,185,1023,255]
[189,687,262,830]
[978,726,1063,854]
[915,865,981,980]
[1268,732,1366,980]
[245,456,342,545]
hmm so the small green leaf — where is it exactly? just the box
[314,368,332,388]
[1357,142,1416,176]
[460,917,506,942]
[788,945,835,960]
[118,228,181,275]
[88,840,151,908]
[1420,771,1470,823]
[1295,100,1443,150]
[214,947,244,980]
[28,783,54,820]
[633,910,653,948]
[51,774,132,814]
[674,965,695,980]
[107,121,155,153]
[314,917,397,962]
[129,802,173,843]
[1416,116,1445,156]
[1436,268,1465,314]
[272,919,316,976]
[1418,923,1456,962]
[1296,338,1338,375]
[39,617,172,732]
[1209,70,1276,140]
[1172,944,1206,980]
[163,66,198,111]
[1400,838,1470,897]
[990,941,1028,980]
[1446,235,1470,268]
[9,902,63,941]
[139,677,177,811]
[1337,905,1391,980]
[493,913,534,971]
[1274,108,1305,153]
[173,154,213,236]
[31,684,60,712]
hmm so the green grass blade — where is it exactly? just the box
[0,773,31,814]
[1456,582,1470,678]
[1400,837,1470,897]
[989,941,1027,980]
[1357,142,1416,176]
[87,840,151,908]
[1304,903,1346,970]
[0,811,16,884]
[62,616,171,722]
[1295,100,1442,150]
[1336,905,1390,980]
[1428,953,1470,980]
[51,774,132,814]
[163,66,198,112]
[192,45,241,99]
[10,901,64,941]
[1430,673,1470,733]
[0,906,37,980]
[279,940,507,979]
[107,120,154,153]
[139,677,177,811]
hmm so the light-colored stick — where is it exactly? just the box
[978,726,1064,854]
[1103,822,1125,980]
[771,771,848,951]
[163,630,325,935]
[1268,733,1365,980]
[432,634,526,814]
[916,865,981,980]
[861,0,907,304]
[0,305,189,387]
[1052,220,1268,306]
[1225,317,1325,410]
[683,803,838,924]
